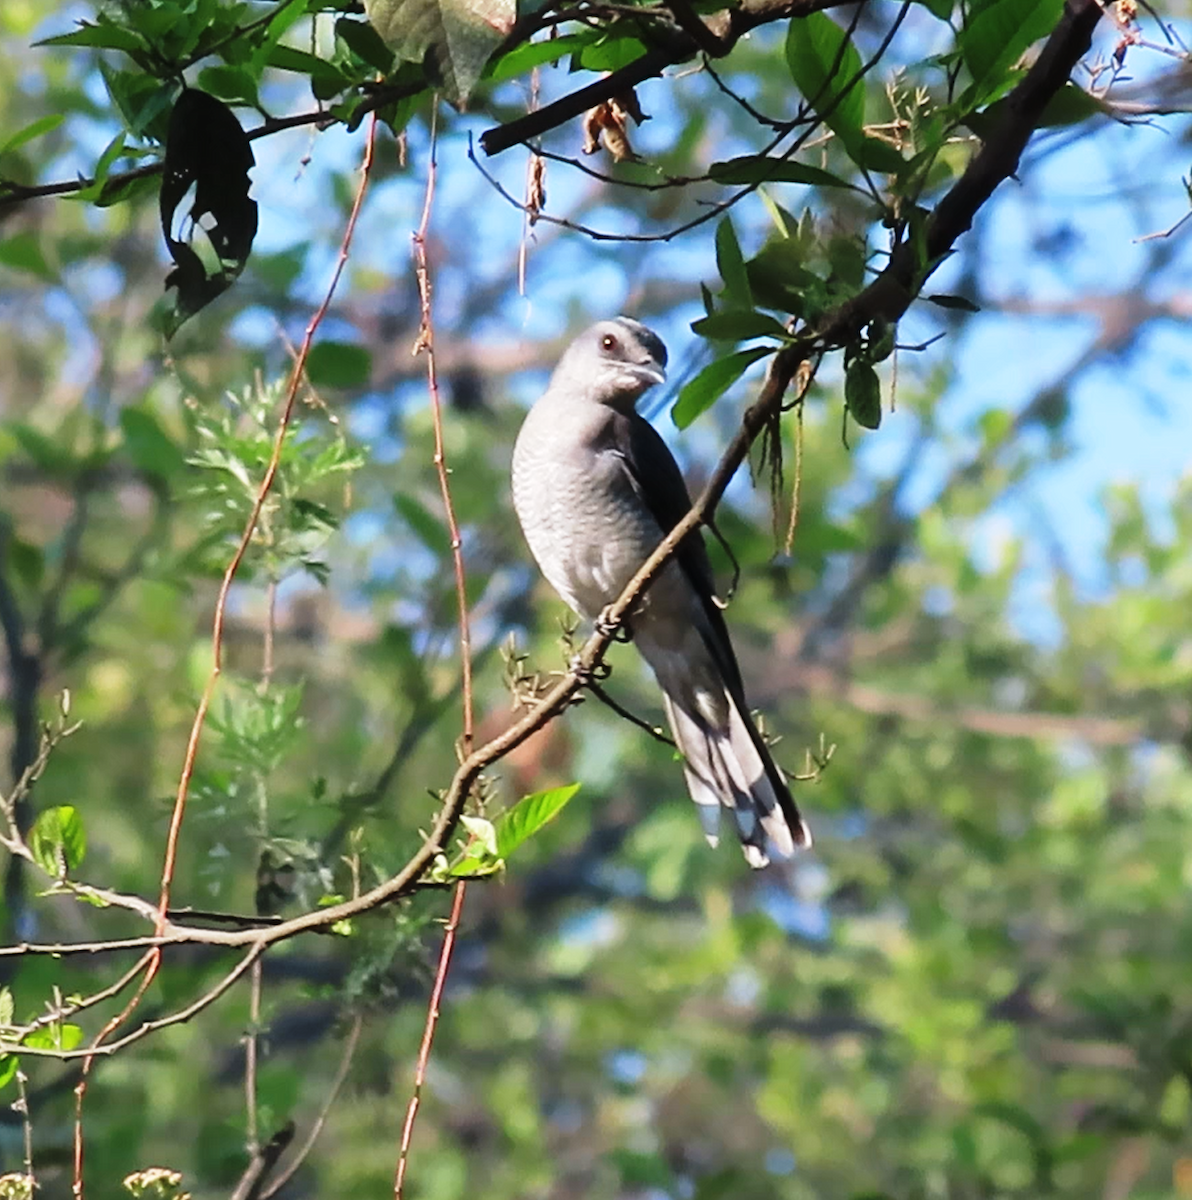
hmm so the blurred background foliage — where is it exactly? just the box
[3,0,1192,1197]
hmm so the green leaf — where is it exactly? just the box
[365,0,515,106]
[976,80,1106,133]
[336,17,397,73]
[690,310,789,343]
[0,232,54,282]
[576,33,645,73]
[495,784,580,857]
[73,130,128,202]
[926,292,980,312]
[672,347,773,429]
[460,814,499,858]
[0,1055,17,1091]
[914,0,954,19]
[487,33,589,82]
[452,784,580,875]
[710,156,853,189]
[28,805,87,876]
[393,492,451,556]
[265,45,351,97]
[196,65,260,108]
[36,18,147,55]
[785,13,866,146]
[0,114,64,158]
[960,0,1063,101]
[24,1022,83,1052]
[305,342,372,389]
[120,407,187,482]
[714,217,751,309]
[850,136,905,174]
[745,239,824,318]
[845,360,882,429]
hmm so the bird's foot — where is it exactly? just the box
[568,651,611,686]
[594,606,631,642]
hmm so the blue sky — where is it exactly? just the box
[27,6,1192,639]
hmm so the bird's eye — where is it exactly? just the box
[600,334,618,352]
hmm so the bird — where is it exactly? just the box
[511,316,811,867]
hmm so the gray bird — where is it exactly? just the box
[512,316,811,867]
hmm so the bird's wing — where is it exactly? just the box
[601,410,746,700]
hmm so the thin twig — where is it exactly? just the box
[261,1015,364,1199]
[393,880,467,1198]
[244,959,263,1158]
[230,1123,295,1200]
[15,1068,33,1184]
[587,680,676,745]
[0,0,1102,982]
[14,946,267,1062]
[396,95,476,1199]
[68,112,381,1200]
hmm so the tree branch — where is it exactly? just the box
[0,0,1102,969]
[479,0,862,155]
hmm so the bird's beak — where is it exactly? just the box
[632,360,666,388]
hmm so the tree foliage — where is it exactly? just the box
[2,0,1192,1197]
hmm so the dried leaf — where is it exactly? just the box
[581,99,641,162]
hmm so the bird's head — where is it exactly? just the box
[550,317,668,411]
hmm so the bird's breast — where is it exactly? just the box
[513,410,665,621]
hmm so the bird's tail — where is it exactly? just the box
[660,688,812,869]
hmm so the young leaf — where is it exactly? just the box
[845,360,882,429]
[495,784,580,858]
[0,1055,17,1092]
[785,13,866,146]
[672,347,773,429]
[714,217,752,310]
[28,806,87,876]
[23,1022,83,1051]
[452,784,581,875]
[461,814,499,858]
[0,114,64,159]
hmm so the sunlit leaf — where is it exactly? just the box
[785,13,865,146]
[452,784,580,875]
[28,805,87,876]
[672,346,773,429]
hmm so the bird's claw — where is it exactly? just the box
[595,607,632,642]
